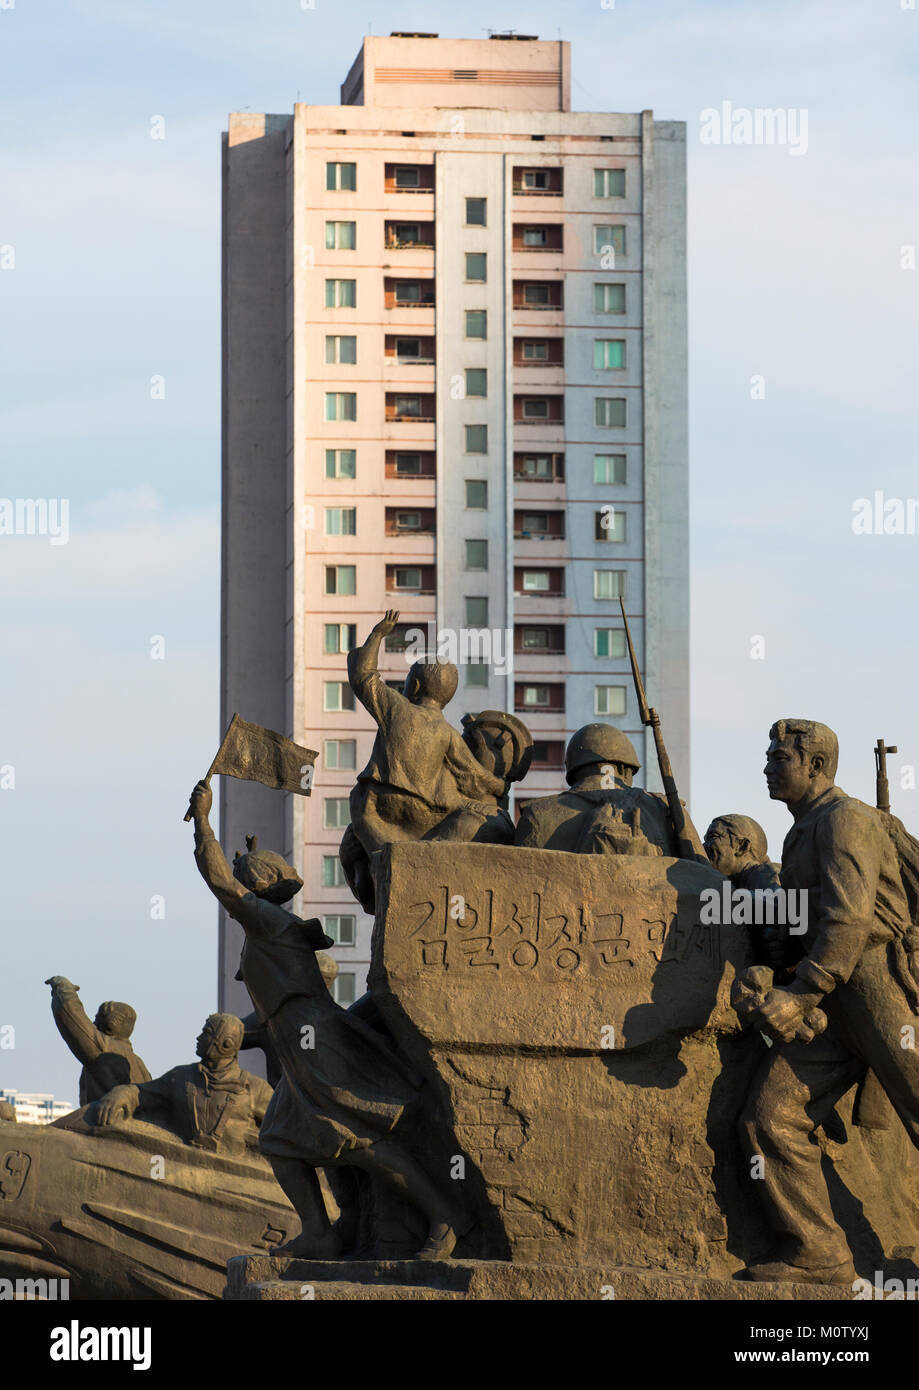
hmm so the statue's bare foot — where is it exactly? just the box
[275,1229,342,1260]
[416,1221,456,1261]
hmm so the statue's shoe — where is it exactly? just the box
[416,1222,457,1261]
[744,1257,857,1286]
[275,1229,343,1260]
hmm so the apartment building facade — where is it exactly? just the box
[220,33,689,1019]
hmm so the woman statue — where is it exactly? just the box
[187,780,456,1260]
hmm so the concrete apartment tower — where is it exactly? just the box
[220,32,688,1017]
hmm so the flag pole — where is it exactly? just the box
[183,713,240,821]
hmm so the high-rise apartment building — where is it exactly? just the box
[219,33,688,1019]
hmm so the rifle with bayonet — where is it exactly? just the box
[875,738,897,814]
[618,597,708,864]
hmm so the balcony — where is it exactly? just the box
[513,451,565,483]
[515,682,565,715]
[529,739,566,769]
[514,395,565,426]
[513,338,564,368]
[384,277,436,310]
[385,507,435,536]
[386,564,436,596]
[514,567,565,599]
[385,334,435,365]
[385,221,435,251]
[386,393,436,424]
[513,167,563,196]
[514,510,565,541]
[385,450,436,480]
[385,163,435,194]
[513,224,563,253]
[514,624,566,655]
[513,280,563,311]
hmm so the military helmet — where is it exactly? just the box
[564,724,640,785]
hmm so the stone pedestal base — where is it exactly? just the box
[225,1255,851,1301]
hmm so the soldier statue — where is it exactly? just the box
[735,718,919,1284]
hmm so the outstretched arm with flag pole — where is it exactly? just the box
[183,714,318,821]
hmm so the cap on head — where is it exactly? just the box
[204,1012,244,1053]
[99,1002,137,1040]
[233,834,304,904]
[406,658,458,709]
[768,718,839,781]
[565,724,640,785]
[708,815,769,862]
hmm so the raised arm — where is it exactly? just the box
[347,610,405,723]
[186,780,249,914]
[45,976,107,1065]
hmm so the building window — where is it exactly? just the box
[595,397,627,428]
[594,569,626,600]
[466,596,489,625]
[325,279,356,308]
[324,738,357,769]
[594,168,626,198]
[522,685,551,707]
[465,310,487,340]
[522,570,550,592]
[325,448,357,479]
[596,509,626,542]
[325,392,357,422]
[324,507,356,535]
[326,161,356,191]
[594,453,626,485]
[594,339,625,370]
[395,336,422,359]
[325,565,356,596]
[595,685,627,717]
[394,452,422,475]
[523,283,551,305]
[465,424,488,454]
[323,797,351,829]
[332,973,356,1006]
[523,341,548,360]
[321,855,347,888]
[394,567,422,590]
[465,252,487,282]
[325,335,356,365]
[465,368,487,398]
[325,221,356,251]
[324,681,355,712]
[394,394,423,417]
[394,165,421,188]
[465,659,489,688]
[324,914,356,946]
[395,280,422,303]
[324,623,357,654]
[595,628,627,658]
[394,510,422,530]
[594,283,626,314]
[522,169,550,190]
[522,227,549,247]
[523,398,549,419]
[465,540,488,571]
[593,225,626,257]
[520,454,552,478]
[465,197,487,226]
[465,480,488,509]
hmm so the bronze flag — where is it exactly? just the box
[183,714,317,820]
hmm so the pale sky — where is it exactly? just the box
[1,0,917,1098]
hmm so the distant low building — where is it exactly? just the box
[0,1090,75,1125]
